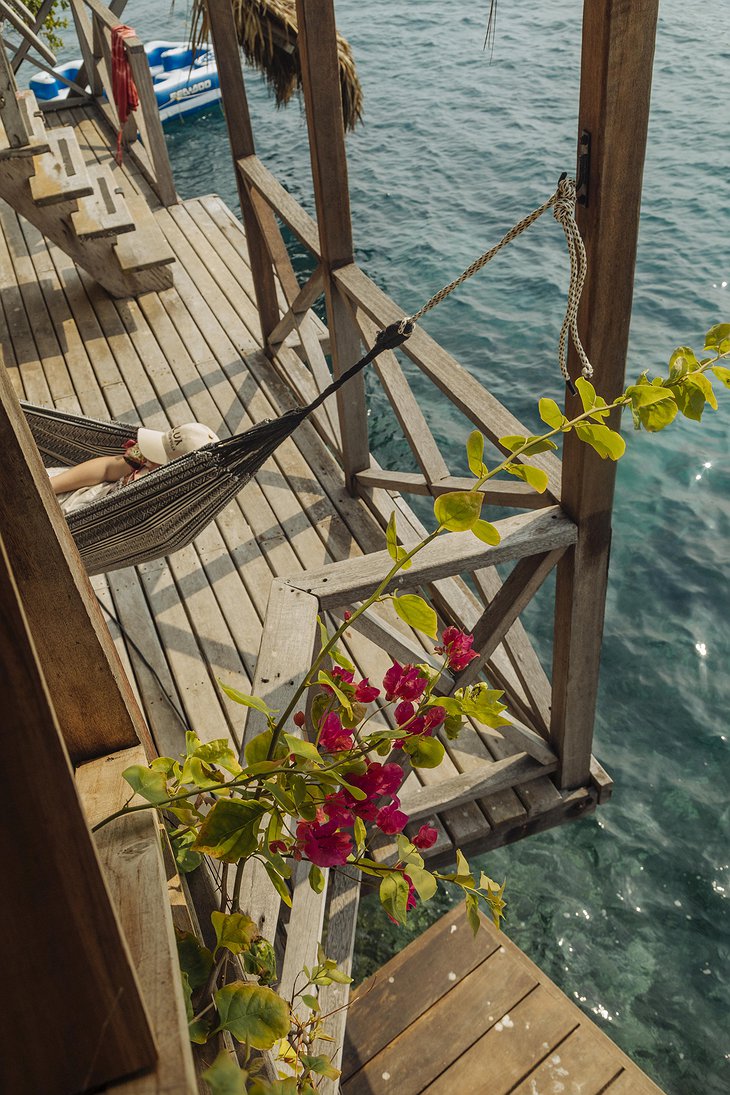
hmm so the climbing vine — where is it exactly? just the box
[97,323,729,1093]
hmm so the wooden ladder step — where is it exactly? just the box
[0,91,49,158]
[71,163,136,240]
[29,126,93,206]
[113,204,175,274]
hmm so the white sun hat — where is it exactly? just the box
[136,422,220,465]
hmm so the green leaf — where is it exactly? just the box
[301,1054,341,1081]
[454,683,509,729]
[505,462,549,492]
[455,849,471,880]
[122,764,169,805]
[283,734,322,763]
[465,891,481,936]
[264,861,292,908]
[218,681,273,715]
[192,799,266,863]
[386,511,412,570]
[704,323,730,353]
[711,365,730,389]
[300,993,320,1012]
[180,970,211,1044]
[392,593,438,638]
[245,729,286,766]
[539,397,566,430]
[191,737,242,775]
[520,435,558,456]
[308,864,326,893]
[433,490,483,531]
[405,736,445,768]
[249,1081,302,1095]
[471,518,501,546]
[176,929,214,990]
[407,864,438,901]
[668,346,699,381]
[379,873,411,925]
[498,434,528,453]
[211,911,258,957]
[202,1050,247,1095]
[466,430,488,477]
[626,383,674,409]
[172,832,203,873]
[214,982,291,1049]
[353,815,367,853]
[574,422,627,457]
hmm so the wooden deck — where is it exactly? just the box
[342,902,665,1095]
[0,102,603,869]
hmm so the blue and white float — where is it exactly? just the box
[29,41,221,124]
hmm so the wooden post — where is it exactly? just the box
[125,35,177,206]
[0,363,155,765]
[206,0,280,341]
[295,0,370,488]
[550,0,660,788]
[0,533,157,1095]
[0,34,30,147]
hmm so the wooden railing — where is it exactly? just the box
[201,0,659,799]
[67,0,176,205]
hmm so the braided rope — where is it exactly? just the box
[402,175,594,384]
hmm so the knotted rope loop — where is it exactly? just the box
[401,175,595,388]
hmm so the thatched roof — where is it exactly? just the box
[193,0,363,131]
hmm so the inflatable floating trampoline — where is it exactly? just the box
[30,41,221,124]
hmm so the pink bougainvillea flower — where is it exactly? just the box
[376,798,409,835]
[296,817,352,867]
[424,705,447,730]
[321,661,354,696]
[319,711,354,753]
[355,677,380,703]
[323,793,354,828]
[269,839,289,855]
[292,710,306,728]
[345,760,404,800]
[394,700,415,726]
[382,661,429,702]
[434,627,479,672]
[412,824,439,850]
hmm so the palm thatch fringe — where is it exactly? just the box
[193,0,363,131]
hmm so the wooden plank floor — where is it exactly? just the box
[0,104,591,867]
[342,902,666,1095]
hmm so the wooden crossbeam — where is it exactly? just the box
[355,467,551,509]
[456,549,565,688]
[238,154,321,256]
[268,264,324,345]
[287,507,576,609]
[400,752,557,821]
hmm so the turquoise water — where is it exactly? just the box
[99,2,730,1090]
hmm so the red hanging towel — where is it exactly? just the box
[111,25,140,163]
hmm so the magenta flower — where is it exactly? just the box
[269,839,289,855]
[296,817,352,867]
[345,760,404,800]
[412,824,439,850]
[383,661,429,702]
[435,627,479,672]
[323,793,354,828]
[394,700,415,726]
[319,711,354,753]
[355,677,380,703]
[321,666,355,695]
[424,705,447,730]
[376,798,409,835]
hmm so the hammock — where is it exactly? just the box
[23,323,410,575]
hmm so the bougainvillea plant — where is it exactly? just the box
[96,325,729,1093]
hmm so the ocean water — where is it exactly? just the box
[77,1,728,1090]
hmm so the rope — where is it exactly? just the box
[403,175,594,388]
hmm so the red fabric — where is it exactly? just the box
[111,25,140,162]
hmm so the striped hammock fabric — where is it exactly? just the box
[21,319,411,575]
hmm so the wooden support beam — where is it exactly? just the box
[0,362,153,764]
[400,752,557,821]
[295,0,370,487]
[206,0,280,341]
[0,35,30,148]
[550,0,660,788]
[287,507,576,608]
[238,154,321,255]
[124,35,177,207]
[456,549,565,687]
[0,0,56,66]
[268,263,324,345]
[0,534,156,1095]
[355,467,550,509]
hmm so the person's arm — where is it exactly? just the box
[50,455,130,495]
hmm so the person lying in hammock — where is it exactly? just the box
[48,422,220,515]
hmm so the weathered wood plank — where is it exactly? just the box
[287,508,576,608]
[456,549,565,687]
[551,0,660,788]
[77,746,198,1095]
[0,534,156,1095]
[268,264,324,346]
[238,153,321,256]
[312,868,361,1087]
[400,753,557,821]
